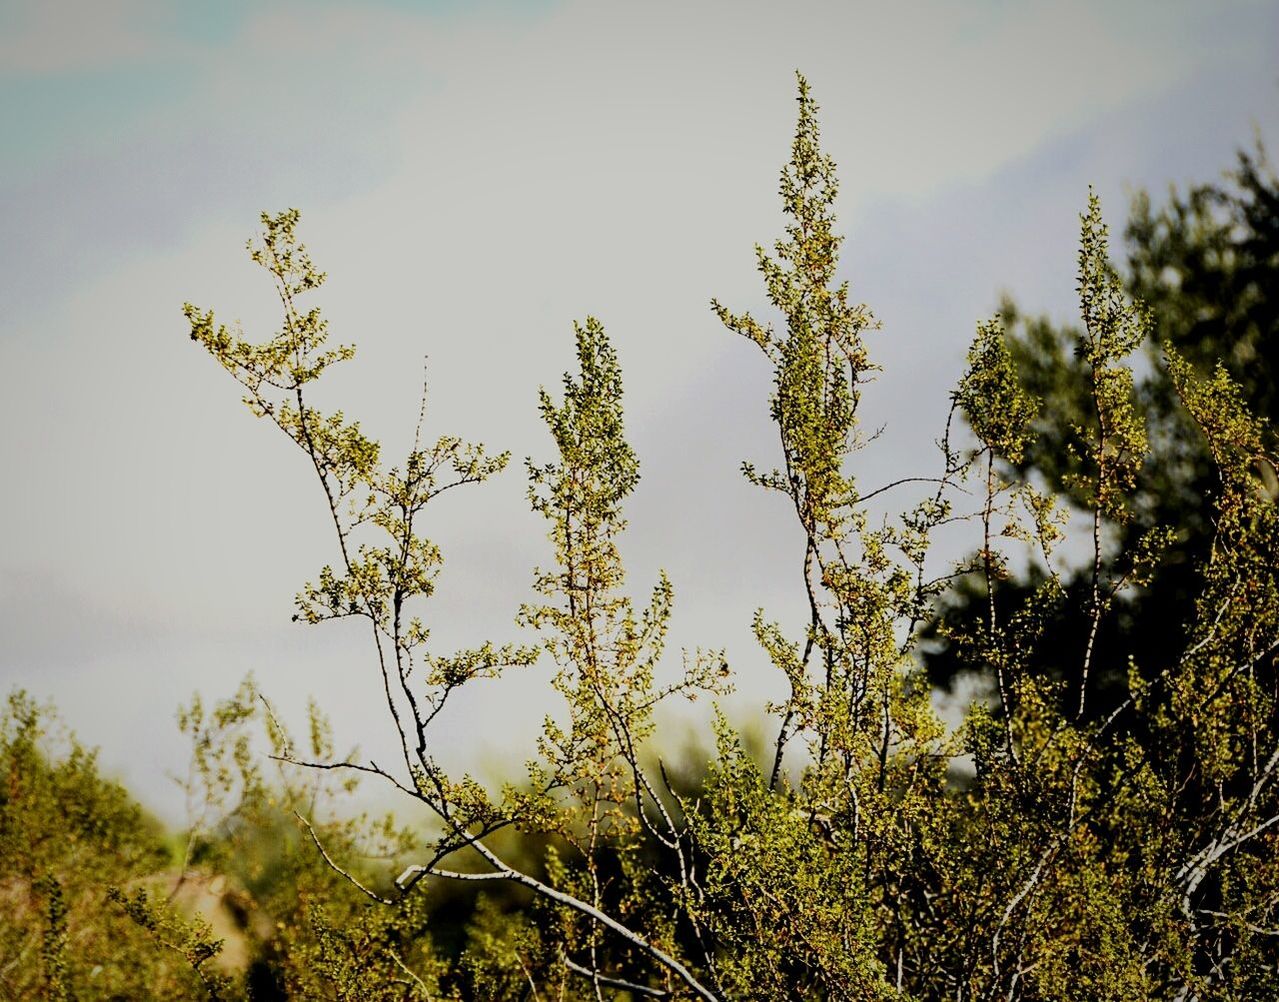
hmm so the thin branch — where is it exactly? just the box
[852,475,960,506]
[295,811,395,905]
[388,946,434,999]
[396,852,721,1002]
[563,955,670,999]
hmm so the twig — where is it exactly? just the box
[295,811,394,905]
[564,955,670,998]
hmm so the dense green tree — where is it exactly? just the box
[926,145,1279,716]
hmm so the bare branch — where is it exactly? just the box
[563,954,670,999]
[295,811,395,906]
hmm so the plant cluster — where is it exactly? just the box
[9,76,1278,1000]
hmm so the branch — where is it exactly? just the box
[396,854,721,1002]
[852,475,958,506]
[563,955,670,999]
[388,946,433,998]
[295,811,395,905]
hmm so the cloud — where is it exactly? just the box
[0,1,169,75]
[2,0,1277,816]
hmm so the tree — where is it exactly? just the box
[181,75,1279,1000]
[925,145,1279,717]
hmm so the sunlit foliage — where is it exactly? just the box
[9,75,1278,1001]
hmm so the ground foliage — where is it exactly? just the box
[9,76,1279,1000]
[0,693,207,999]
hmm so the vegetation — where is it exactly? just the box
[926,143,1279,717]
[0,692,206,999]
[6,77,1277,999]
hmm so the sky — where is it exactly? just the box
[2,0,1277,823]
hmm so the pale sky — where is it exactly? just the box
[2,0,1277,823]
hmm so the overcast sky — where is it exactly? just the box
[2,0,1277,823]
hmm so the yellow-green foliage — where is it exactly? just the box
[172,74,1279,1002]
[12,74,1278,1002]
[0,694,211,999]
